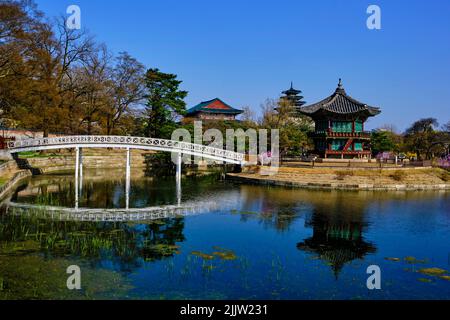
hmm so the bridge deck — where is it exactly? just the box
[7,135,246,165]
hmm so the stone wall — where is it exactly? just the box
[0,160,18,176]
[0,170,32,200]
[0,150,13,161]
[24,149,152,172]
[229,167,450,191]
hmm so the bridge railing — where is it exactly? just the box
[7,135,246,163]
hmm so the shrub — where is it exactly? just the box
[390,170,407,181]
[335,170,354,181]
[439,171,450,182]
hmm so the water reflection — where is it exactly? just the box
[297,207,376,278]
[0,212,185,272]
[238,186,377,276]
[0,172,449,299]
[10,170,192,209]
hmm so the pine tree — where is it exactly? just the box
[144,68,188,138]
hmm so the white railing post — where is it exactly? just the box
[176,152,182,206]
[79,148,83,194]
[125,147,131,210]
[75,147,80,210]
[176,152,182,179]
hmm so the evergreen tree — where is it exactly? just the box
[371,130,395,155]
[144,68,188,139]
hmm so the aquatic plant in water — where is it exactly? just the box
[212,247,238,261]
[418,268,447,276]
[385,257,401,262]
[191,251,215,260]
[404,256,427,264]
[0,254,132,300]
[0,208,186,269]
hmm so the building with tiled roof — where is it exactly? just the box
[281,82,306,108]
[298,79,381,159]
[184,98,243,122]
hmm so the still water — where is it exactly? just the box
[0,170,449,300]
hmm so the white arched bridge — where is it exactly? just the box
[7,136,247,211]
[7,135,246,165]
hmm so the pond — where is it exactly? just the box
[0,169,449,300]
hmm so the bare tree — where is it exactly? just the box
[104,52,145,135]
[443,121,450,133]
[76,45,112,135]
[240,105,256,124]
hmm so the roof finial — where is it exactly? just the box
[336,78,346,94]
[290,81,294,89]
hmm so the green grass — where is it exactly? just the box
[18,151,60,159]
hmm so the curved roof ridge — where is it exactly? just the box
[297,81,381,117]
[322,92,340,107]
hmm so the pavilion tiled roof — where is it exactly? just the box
[186,98,243,116]
[298,79,381,117]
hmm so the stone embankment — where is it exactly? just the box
[21,149,152,173]
[0,160,31,199]
[228,166,450,191]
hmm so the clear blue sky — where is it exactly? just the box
[35,0,450,131]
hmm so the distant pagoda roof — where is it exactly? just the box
[186,98,243,116]
[281,82,306,107]
[298,79,381,118]
[282,82,302,96]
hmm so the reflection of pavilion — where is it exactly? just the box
[297,211,376,278]
[296,194,376,278]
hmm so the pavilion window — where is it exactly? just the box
[331,139,346,151]
[354,142,363,151]
[355,121,363,133]
[332,121,352,133]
